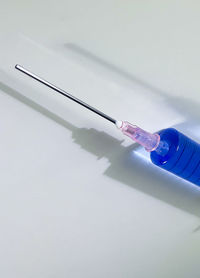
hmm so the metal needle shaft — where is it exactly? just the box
[15,64,116,124]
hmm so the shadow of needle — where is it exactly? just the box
[64,43,200,125]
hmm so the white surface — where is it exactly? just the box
[0,1,200,278]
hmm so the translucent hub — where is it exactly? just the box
[117,121,160,152]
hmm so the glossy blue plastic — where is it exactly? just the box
[150,128,200,186]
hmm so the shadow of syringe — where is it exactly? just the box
[1,79,200,219]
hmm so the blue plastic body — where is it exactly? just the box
[150,128,200,186]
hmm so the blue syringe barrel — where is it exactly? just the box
[150,128,200,186]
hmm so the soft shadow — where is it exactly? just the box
[1,81,200,218]
[65,43,200,125]
[65,43,166,97]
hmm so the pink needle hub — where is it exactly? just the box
[116,121,160,152]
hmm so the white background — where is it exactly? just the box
[0,1,200,277]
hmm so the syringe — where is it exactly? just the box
[15,64,200,186]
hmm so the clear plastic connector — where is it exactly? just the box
[116,121,160,152]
